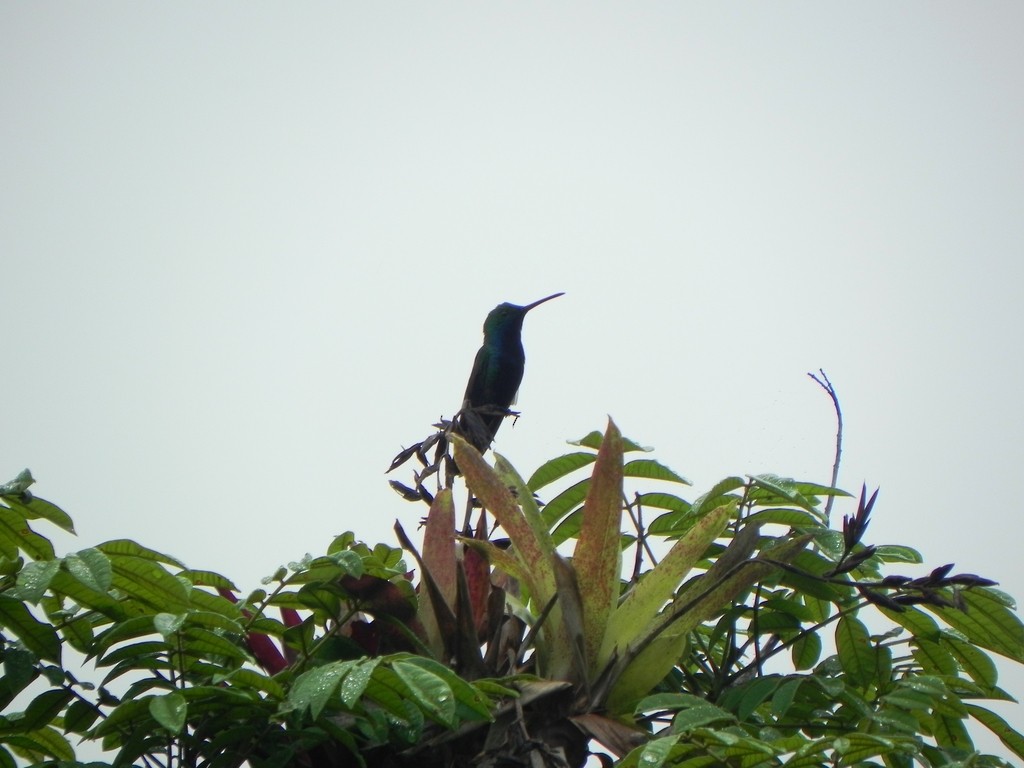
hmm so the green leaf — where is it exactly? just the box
[735,676,780,721]
[213,667,284,699]
[264,566,288,584]
[930,710,972,750]
[182,627,250,661]
[8,559,61,603]
[148,692,187,734]
[549,507,583,546]
[64,548,112,592]
[54,618,91,658]
[747,508,820,528]
[791,631,821,670]
[290,661,352,718]
[0,527,18,560]
[109,556,191,613]
[689,477,745,517]
[761,596,815,623]
[0,508,54,561]
[873,643,893,690]
[392,660,456,726]
[911,637,957,676]
[835,616,873,688]
[98,539,184,568]
[527,452,596,492]
[964,704,1024,759]
[182,609,243,633]
[750,611,801,635]
[178,569,237,590]
[637,492,691,514]
[786,737,831,765]
[400,657,493,720]
[639,495,695,536]
[62,699,100,734]
[91,696,150,736]
[880,606,941,643]
[99,640,168,669]
[932,588,1024,663]
[540,479,589,530]
[1,496,75,535]
[748,474,820,514]
[635,692,709,713]
[828,733,903,764]
[2,645,38,701]
[472,679,517,698]
[0,470,34,496]
[21,689,73,731]
[671,703,735,733]
[246,616,287,638]
[329,549,364,577]
[153,612,187,638]
[694,727,776,755]
[39,666,63,687]
[636,734,679,768]
[780,550,851,602]
[186,587,243,620]
[792,482,852,499]
[873,545,922,564]
[361,664,419,722]
[623,459,690,485]
[883,683,940,711]
[340,658,379,707]
[0,596,61,662]
[5,725,73,761]
[801,595,831,624]
[942,634,998,688]
[94,615,163,656]
[277,557,349,585]
[871,706,922,736]
[771,678,802,718]
[569,431,651,453]
[46,570,124,621]
[978,587,1017,608]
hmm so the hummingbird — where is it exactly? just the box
[458,292,564,453]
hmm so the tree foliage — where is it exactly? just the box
[1,417,1022,767]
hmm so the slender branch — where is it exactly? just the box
[624,491,658,577]
[689,630,719,680]
[751,582,765,676]
[461,492,475,536]
[808,369,843,521]
[724,596,870,685]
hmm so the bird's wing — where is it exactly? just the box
[463,344,492,405]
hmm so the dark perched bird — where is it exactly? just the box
[458,293,564,452]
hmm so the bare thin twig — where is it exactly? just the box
[808,369,842,521]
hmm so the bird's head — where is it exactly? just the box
[482,292,564,338]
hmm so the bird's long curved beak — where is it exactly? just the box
[522,292,565,312]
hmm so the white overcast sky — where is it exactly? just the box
[3,3,1023,758]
